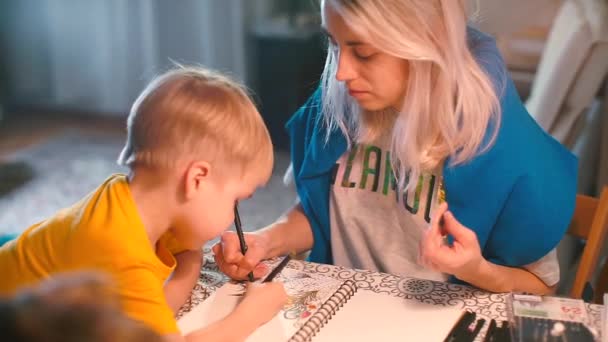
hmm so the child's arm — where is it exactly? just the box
[164,282,288,342]
[164,249,203,313]
[164,311,257,342]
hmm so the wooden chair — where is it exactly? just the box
[568,186,608,302]
[595,252,608,303]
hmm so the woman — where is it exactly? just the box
[214,0,576,294]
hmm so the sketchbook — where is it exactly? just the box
[178,264,463,341]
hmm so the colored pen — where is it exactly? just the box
[262,255,292,283]
[234,203,254,282]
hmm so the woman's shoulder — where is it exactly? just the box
[464,26,576,172]
[286,87,323,131]
[467,26,509,99]
[446,74,577,196]
[445,32,577,264]
[467,26,498,51]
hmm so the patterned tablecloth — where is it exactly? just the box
[179,250,603,341]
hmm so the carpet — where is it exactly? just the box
[0,130,296,246]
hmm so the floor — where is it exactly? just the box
[0,110,124,158]
[0,111,296,245]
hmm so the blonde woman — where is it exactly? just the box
[214,0,577,294]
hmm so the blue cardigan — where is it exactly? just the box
[285,29,577,276]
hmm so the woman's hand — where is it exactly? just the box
[213,203,314,282]
[418,203,485,281]
[212,232,270,280]
[419,203,556,294]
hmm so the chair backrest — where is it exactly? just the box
[567,186,608,301]
[595,245,608,303]
[525,0,608,144]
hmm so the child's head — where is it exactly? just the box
[0,272,162,342]
[118,65,273,247]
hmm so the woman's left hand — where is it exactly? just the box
[419,202,486,281]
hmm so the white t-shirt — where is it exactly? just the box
[321,136,560,286]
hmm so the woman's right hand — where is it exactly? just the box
[237,282,288,326]
[212,231,270,280]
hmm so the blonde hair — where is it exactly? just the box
[320,0,503,190]
[118,65,273,179]
[1,272,162,342]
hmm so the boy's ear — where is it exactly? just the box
[184,161,212,199]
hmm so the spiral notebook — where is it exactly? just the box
[178,265,463,341]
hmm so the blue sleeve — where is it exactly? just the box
[285,88,321,182]
[483,80,577,266]
[445,76,577,268]
[285,88,334,264]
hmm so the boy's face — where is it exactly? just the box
[172,163,266,249]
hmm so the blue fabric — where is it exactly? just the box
[285,29,578,280]
[0,234,17,248]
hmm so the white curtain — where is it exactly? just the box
[4,0,248,115]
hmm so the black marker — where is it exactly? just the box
[234,203,254,282]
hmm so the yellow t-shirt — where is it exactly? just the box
[0,174,184,334]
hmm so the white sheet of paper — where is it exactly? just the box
[178,282,463,341]
[313,290,463,341]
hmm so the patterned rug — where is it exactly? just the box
[0,130,296,246]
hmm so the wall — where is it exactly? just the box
[473,0,563,36]
[2,0,249,116]
[1,0,53,108]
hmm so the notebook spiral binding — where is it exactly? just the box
[289,280,358,342]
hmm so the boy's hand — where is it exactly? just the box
[236,282,288,326]
[212,232,269,280]
[418,203,485,281]
[183,282,288,342]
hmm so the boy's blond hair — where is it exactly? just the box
[1,272,162,342]
[118,66,273,178]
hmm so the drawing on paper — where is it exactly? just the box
[274,270,343,329]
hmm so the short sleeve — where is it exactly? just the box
[159,231,188,255]
[283,163,294,185]
[117,267,179,335]
[523,248,560,287]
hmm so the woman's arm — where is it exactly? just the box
[460,260,555,294]
[257,202,314,258]
[213,202,314,280]
[420,203,557,294]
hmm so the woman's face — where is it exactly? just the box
[323,2,410,112]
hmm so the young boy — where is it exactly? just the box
[0,66,288,341]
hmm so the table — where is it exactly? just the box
[178,249,603,341]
